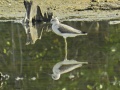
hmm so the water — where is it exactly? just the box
[0,20,120,90]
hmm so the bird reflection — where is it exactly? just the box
[51,60,88,80]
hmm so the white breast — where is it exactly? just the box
[52,24,61,36]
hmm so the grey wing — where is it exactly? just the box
[58,23,82,34]
[62,60,88,65]
[59,64,82,74]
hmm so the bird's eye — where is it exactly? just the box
[53,75,56,78]
[51,19,54,21]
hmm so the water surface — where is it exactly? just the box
[0,20,120,90]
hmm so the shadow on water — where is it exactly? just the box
[0,20,120,90]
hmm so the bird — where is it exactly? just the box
[51,60,88,80]
[50,17,87,38]
[50,17,87,60]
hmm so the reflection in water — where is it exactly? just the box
[0,20,120,89]
[15,76,36,81]
[0,72,10,88]
[23,22,51,45]
[15,76,24,81]
[64,38,68,60]
[0,73,9,81]
[69,73,75,80]
[52,60,88,80]
[30,77,36,81]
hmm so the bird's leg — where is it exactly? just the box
[64,38,68,61]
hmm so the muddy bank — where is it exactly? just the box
[0,0,120,21]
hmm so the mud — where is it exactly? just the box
[0,0,120,21]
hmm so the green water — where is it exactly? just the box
[0,20,120,90]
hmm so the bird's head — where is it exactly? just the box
[51,73,60,80]
[50,17,59,24]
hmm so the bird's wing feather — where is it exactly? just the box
[53,60,88,74]
[59,64,82,74]
[62,60,88,65]
[58,23,81,34]
[53,62,62,74]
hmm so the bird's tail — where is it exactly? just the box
[81,32,87,35]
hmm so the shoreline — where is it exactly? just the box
[0,0,120,21]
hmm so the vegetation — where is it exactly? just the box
[0,21,120,90]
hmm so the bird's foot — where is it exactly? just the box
[64,58,69,61]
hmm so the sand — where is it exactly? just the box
[0,0,120,21]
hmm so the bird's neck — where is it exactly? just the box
[53,21,59,25]
[55,73,61,80]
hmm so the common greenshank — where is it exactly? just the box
[51,17,87,60]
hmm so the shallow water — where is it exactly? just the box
[0,20,120,90]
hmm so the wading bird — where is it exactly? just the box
[51,17,87,60]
